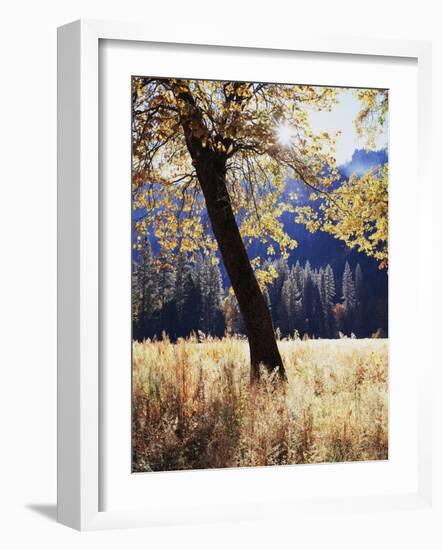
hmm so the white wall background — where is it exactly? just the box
[0,1,441,548]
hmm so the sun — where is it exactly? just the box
[276,122,295,146]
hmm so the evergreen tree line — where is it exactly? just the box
[262,258,387,339]
[132,243,388,341]
[132,241,226,341]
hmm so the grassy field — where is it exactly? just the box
[132,336,388,472]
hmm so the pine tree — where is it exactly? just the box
[342,262,357,335]
[199,256,225,336]
[354,263,365,336]
[303,261,316,336]
[311,271,324,337]
[181,271,202,337]
[173,251,190,326]
[324,264,337,337]
[293,261,306,334]
[294,260,304,291]
[267,257,290,332]
[157,262,175,338]
[280,276,293,336]
[292,274,305,336]
[132,238,159,339]
[324,264,336,306]
[318,267,328,336]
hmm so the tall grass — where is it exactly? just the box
[132,336,388,472]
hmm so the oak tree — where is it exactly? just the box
[132,78,341,381]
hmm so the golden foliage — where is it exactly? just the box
[354,89,388,149]
[132,78,340,264]
[296,165,388,267]
[133,79,389,272]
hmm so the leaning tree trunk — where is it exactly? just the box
[173,84,286,382]
[193,149,286,382]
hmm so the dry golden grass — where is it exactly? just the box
[132,336,388,472]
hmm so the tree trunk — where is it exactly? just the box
[193,149,286,382]
[173,83,286,382]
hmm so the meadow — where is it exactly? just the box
[132,336,388,472]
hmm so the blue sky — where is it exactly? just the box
[309,89,388,165]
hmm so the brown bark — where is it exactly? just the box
[173,84,286,382]
[191,148,286,382]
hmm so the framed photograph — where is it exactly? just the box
[57,19,433,530]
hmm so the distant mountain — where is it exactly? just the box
[339,149,388,179]
[133,148,388,299]
[247,148,388,285]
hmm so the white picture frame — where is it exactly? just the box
[57,19,433,531]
